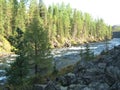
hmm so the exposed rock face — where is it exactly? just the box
[44,81,61,90]
[58,45,120,90]
[33,84,46,90]
[34,45,120,90]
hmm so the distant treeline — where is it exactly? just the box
[0,0,112,47]
[112,25,120,31]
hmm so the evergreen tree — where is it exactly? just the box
[6,54,28,86]
[25,10,53,75]
[0,0,5,35]
[15,0,27,33]
[28,0,38,24]
[4,0,12,37]
[47,6,54,40]
[5,27,28,86]
[63,8,71,38]
[84,44,94,61]
[10,0,19,34]
[71,9,78,39]
[0,1,112,49]
[39,0,47,26]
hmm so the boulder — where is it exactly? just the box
[110,82,120,90]
[44,81,61,90]
[60,86,67,90]
[33,84,46,90]
[67,84,87,90]
[89,82,109,90]
[59,73,76,86]
[106,66,120,81]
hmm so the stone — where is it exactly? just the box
[83,87,94,90]
[67,84,87,90]
[33,84,46,90]
[110,82,120,90]
[89,82,109,90]
[59,76,68,86]
[59,73,76,86]
[66,73,76,84]
[105,66,120,81]
[44,81,61,90]
[60,86,67,90]
[98,63,106,69]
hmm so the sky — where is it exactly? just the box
[43,0,120,26]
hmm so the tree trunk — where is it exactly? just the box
[35,42,38,75]
[35,64,38,74]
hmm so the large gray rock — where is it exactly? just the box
[44,81,61,90]
[67,84,87,90]
[33,84,46,90]
[98,63,106,69]
[60,86,67,90]
[74,60,94,77]
[110,82,120,90]
[82,87,94,90]
[59,73,76,86]
[89,82,109,90]
[105,66,120,81]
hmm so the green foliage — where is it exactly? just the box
[25,7,53,75]
[0,0,112,47]
[105,36,109,52]
[83,44,94,61]
[79,46,84,59]
[7,27,25,54]
[5,26,28,86]
[6,54,29,86]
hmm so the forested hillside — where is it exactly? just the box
[0,0,112,49]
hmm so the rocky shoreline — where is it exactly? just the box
[33,45,120,90]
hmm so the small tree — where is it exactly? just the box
[105,35,109,53]
[25,10,53,75]
[5,27,29,86]
[84,44,94,61]
[79,46,84,60]
[6,54,28,86]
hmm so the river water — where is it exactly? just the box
[0,38,120,85]
[52,38,120,70]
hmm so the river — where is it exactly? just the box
[0,38,120,85]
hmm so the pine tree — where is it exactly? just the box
[0,0,5,35]
[71,9,78,39]
[6,54,28,86]
[10,0,19,34]
[84,44,94,61]
[15,0,27,33]
[63,9,71,38]
[4,0,12,37]
[39,0,47,26]
[5,27,28,86]
[25,9,53,75]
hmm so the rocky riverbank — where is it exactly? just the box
[33,45,120,90]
